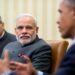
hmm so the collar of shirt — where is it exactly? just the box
[72,38,75,44]
[67,38,75,50]
[37,71,43,75]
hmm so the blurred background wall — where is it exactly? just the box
[0,0,61,40]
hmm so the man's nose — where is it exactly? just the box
[56,17,60,25]
[22,27,27,33]
[56,20,59,24]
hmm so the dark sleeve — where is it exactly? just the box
[31,45,52,73]
[54,45,75,75]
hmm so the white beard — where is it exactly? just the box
[16,34,37,45]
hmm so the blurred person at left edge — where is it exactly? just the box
[0,16,16,57]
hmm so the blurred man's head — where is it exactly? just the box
[0,16,4,36]
[57,0,75,39]
[15,14,38,45]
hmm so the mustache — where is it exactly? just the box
[19,35,31,39]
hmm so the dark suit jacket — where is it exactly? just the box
[2,36,52,74]
[0,31,16,57]
[54,44,75,75]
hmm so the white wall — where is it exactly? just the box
[0,0,61,40]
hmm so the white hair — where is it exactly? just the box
[16,13,37,26]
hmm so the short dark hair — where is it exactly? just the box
[65,0,75,8]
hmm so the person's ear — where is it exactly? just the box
[36,27,39,33]
[72,8,75,19]
[15,28,17,33]
[2,22,4,26]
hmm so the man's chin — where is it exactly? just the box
[20,40,31,45]
[61,34,70,39]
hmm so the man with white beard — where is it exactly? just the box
[2,13,51,75]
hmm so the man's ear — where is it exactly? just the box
[72,8,75,19]
[2,22,4,26]
[36,27,39,33]
[15,28,17,33]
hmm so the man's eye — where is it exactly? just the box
[26,26,33,29]
[16,25,33,30]
[16,26,23,29]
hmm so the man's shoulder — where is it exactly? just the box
[38,39,52,49]
[33,38,51,52]
[6,31,15,36]
[5,31,16,40]
[36,39,50,46]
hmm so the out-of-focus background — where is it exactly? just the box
[0,0,61,40]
